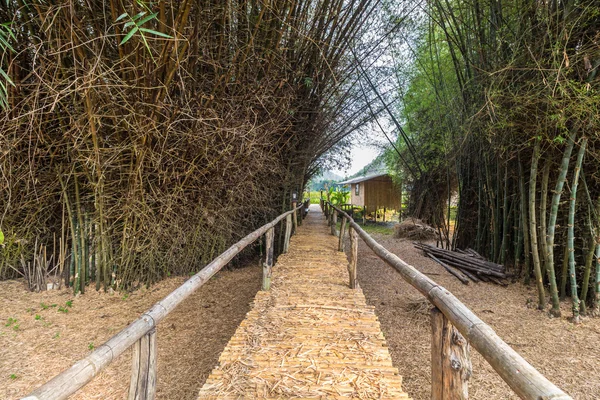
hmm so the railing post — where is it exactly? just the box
[128,328,157,400]
[283,214,292,253]
[331,209,337,236]
[349,226,358,289]
[292,201,298,231]
[263,227,274,290]
[338,217,347,252]
[431,307,471,400]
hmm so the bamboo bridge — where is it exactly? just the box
[24,202,572,400]
[197,205,409,399]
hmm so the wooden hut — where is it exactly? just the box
[339,173,401,222]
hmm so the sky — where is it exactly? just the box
[331,117,396,178]
[331,144,381,177]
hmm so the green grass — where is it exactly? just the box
[336,220,394,236]
[357,222,394,236]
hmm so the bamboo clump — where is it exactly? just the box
[0,0,380,289]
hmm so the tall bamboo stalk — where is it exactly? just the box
[528,139,545,309]
[539,161,550,277]
[546,130,577,317]
[560,240,570,300]
[567,137,587,323]
[580,219,595,315]
[518,157,531,282]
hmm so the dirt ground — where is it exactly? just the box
[1,233,599,400]
[0,263,262,400]
[355,233,600,400]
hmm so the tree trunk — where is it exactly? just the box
[430,307,471,400]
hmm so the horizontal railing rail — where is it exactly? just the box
[322,200,572,400]
[23,202,304,400]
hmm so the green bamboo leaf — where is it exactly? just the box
[115,12,128,22]
[0,229,4,245]
[0,68,14,86]
[0,36,13,52]
[137,12,158,27]
[120,26,139,45]
[138,28,172,39]
[123,21,136,29]
[132,11,147,21]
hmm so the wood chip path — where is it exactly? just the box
[198,205,411,399]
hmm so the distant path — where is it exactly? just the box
[198,204,410,399]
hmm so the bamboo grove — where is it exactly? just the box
[0,0,387,291]
[378,0,600,321]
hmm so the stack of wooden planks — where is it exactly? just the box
[414,243,508,286]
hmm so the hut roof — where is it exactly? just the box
[338,173,389,185]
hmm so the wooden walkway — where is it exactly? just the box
[198,205,410,399]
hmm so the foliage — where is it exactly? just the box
[384,0,600,316]
[0,1,381,289]
[328,187,350,205]
[308,192,322,205]
[116,11,172,60]
[0,21,15,109]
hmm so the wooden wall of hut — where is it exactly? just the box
[364,176,401,212]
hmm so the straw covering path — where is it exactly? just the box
[198,206,411,399]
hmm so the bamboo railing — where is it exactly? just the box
[322,201,572,400]
[22,202,306,400]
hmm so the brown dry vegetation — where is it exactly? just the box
[0,264,261,400]
[356,233,600,400]
[0,0,387,291]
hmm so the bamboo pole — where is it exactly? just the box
[425,252,470,285]
[292,201,298,232]
[528,140,545,309]
[327,203,572,400]
[546,131,577,317]
[283,214,292,253]
[349,226,358,289]
[580,227,595,315]
[431,307,471,400]
[567,137,587,323]
[338,217,347,252]
[539,161,550,275]
[331,209,337,236]
[263,228,274,291]
[594,242,600,314]
[25,205,302,400]
[518,157,531,282]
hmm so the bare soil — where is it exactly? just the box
[355,234,600,400]
[0,264,262,400]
